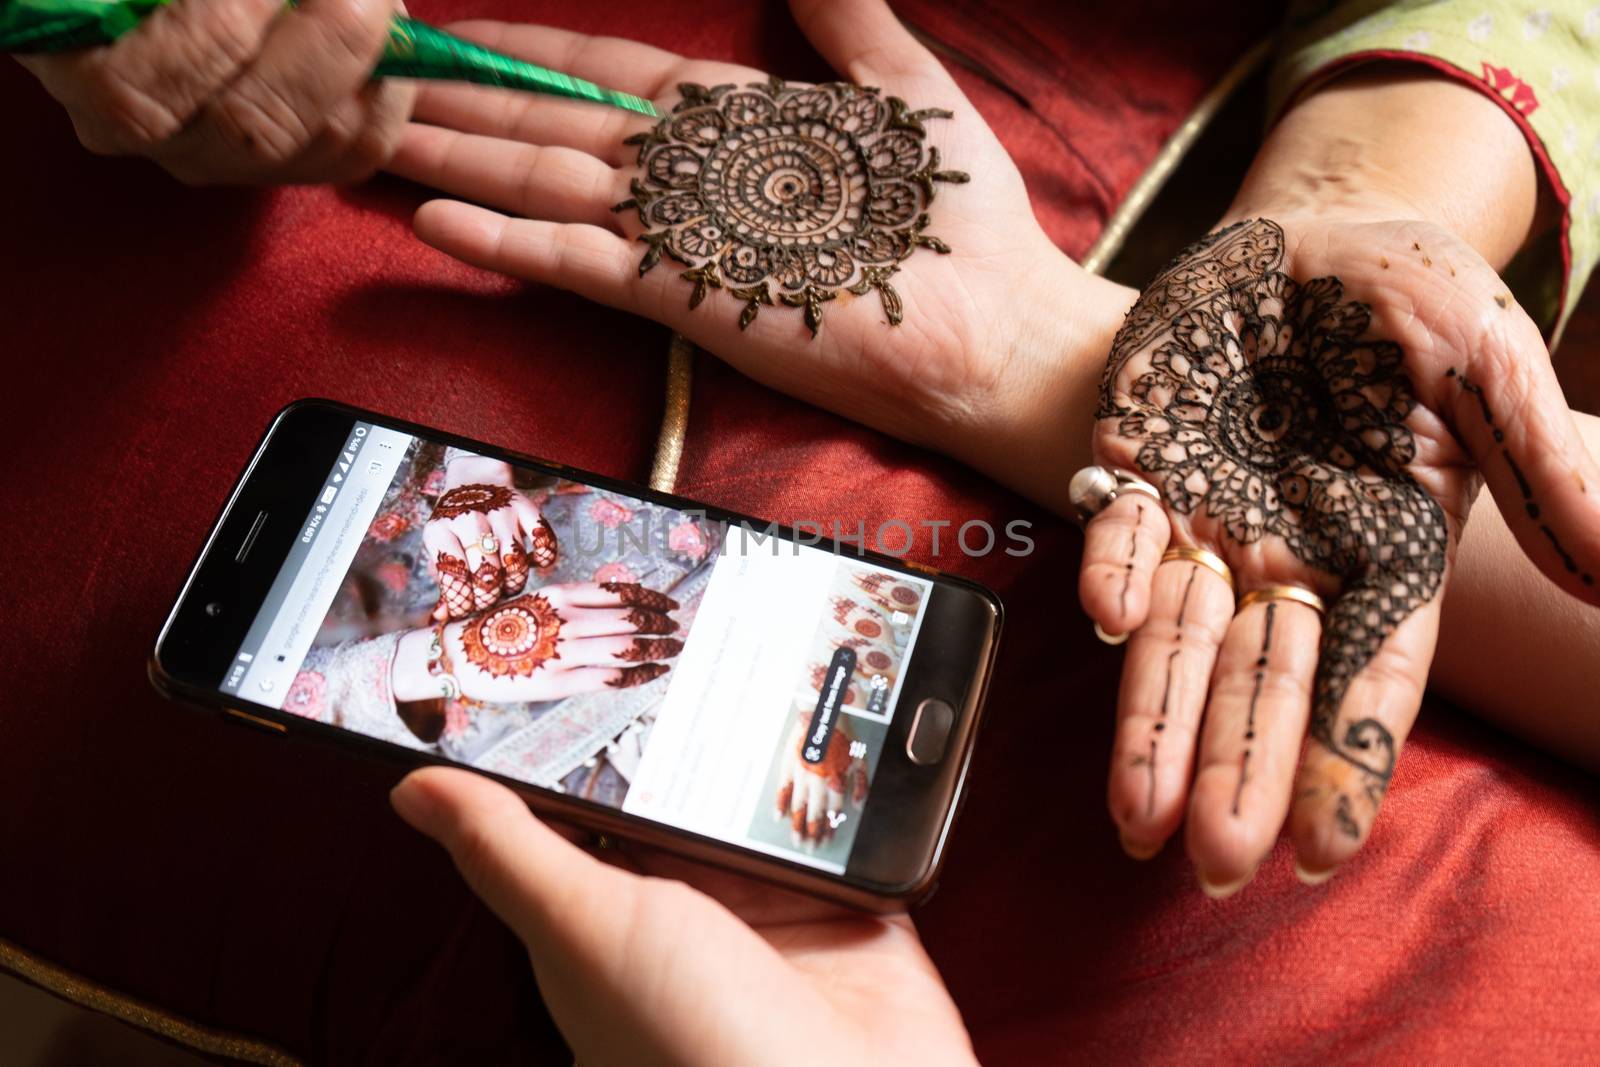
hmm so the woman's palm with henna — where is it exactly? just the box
[382,0,1120,457]
[1083,215,1600,888]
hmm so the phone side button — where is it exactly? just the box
[905,699,954,765]
[226,707,288,735]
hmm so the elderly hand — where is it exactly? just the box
[391,767,977,1067]
[383,0,1134,507]
[17,0,413,185]
[1079,213,1600,894]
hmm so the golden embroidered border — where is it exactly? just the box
[0,938,303,1066]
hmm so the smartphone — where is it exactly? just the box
[152,399,1001,910]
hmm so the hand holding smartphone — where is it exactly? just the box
[152,401,1001,909]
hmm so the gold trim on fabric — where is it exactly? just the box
[1080,38,1273,276]
[0,939,302,1066]
[649,333,694,493]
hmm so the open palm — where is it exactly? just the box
[383,0,1122,454]
[1081,216,1600,890]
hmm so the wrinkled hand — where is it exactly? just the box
[1081,216,1600,892]
[391,767,976,1067]
[383,0,1129,483]
[425,455,556,621]
[17,0,413,185]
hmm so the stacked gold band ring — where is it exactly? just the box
[1236,584,1326,617]
[1161,545,1234,592]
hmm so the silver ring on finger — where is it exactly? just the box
[478,533,499,554]
[1069,465,1162,523]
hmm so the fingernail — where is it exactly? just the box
[390,775,440,835]
[1198,871,1251,900]
[1094,622,1129,646]
[1294,859,1337,886]
[1119,832,1161,860]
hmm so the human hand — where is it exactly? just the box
[425,455,557,621]
[394,581,682,704]
[390,767,975,1067]
[1081,214,1600,892]
[383,0,1136,507]
[16,0,413,185]
[775,710,869,846]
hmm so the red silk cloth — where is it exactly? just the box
[3,1,1599,1062]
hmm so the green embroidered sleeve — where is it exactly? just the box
[1271,1,1600,344]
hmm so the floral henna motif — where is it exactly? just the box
[623,608,679,634]
[501,544,529,596]
[620,637,684,662]
[435,553,475,619]
[1103,218,1448,836]
[461,595,564,678]
[531,517,558,569]
[614,79,969,336]
[601,581,680,613]
[608,663,671,689]
[431,483,514,519]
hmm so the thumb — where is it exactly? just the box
[789,0,957,91]
[390,767,631,960]
[1435,299,1600,607]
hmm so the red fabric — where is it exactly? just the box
[5,1,1599,1064]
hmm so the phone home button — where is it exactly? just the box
[906,699,954,765]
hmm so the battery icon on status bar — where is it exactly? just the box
[320,486,338,505]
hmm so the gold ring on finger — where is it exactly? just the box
[1236,584,1326,618]
[1160,545,1234,593]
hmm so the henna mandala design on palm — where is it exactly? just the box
[614,79,969,336]
[1102,219,1448,832]
[432,483,515,519]
[461,595,564,678]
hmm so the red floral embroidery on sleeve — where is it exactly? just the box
[1481,62,1539,115]
[593,562,638,585]
[668,521,709,560]
[589,498,635,528]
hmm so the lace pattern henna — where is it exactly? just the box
[472,560,501,611]
[531,518,558,570]
[614,80,969,336]
[600,581,680,612]
[620,637,684,662]
[623,608,679,634]
[435,553,475,619]
[501,544,529,596]
[431,483,514,519]
[461,595,564,678]
[1104,219,1448,835]
[608,662,671,689]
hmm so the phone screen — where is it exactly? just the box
[217,422,935,874]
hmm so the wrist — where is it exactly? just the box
[944,257,1136,516]
[1225,65,1542,270]
[444,455,515,490]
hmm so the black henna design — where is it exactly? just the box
[1102,219,1448,839]
[1146,564,1197,816]
[613,80,968,336]
[1447,368,1595,586]
[1232,601,1276,817]
[1119,504,1141,617]
[601,581,681,612]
